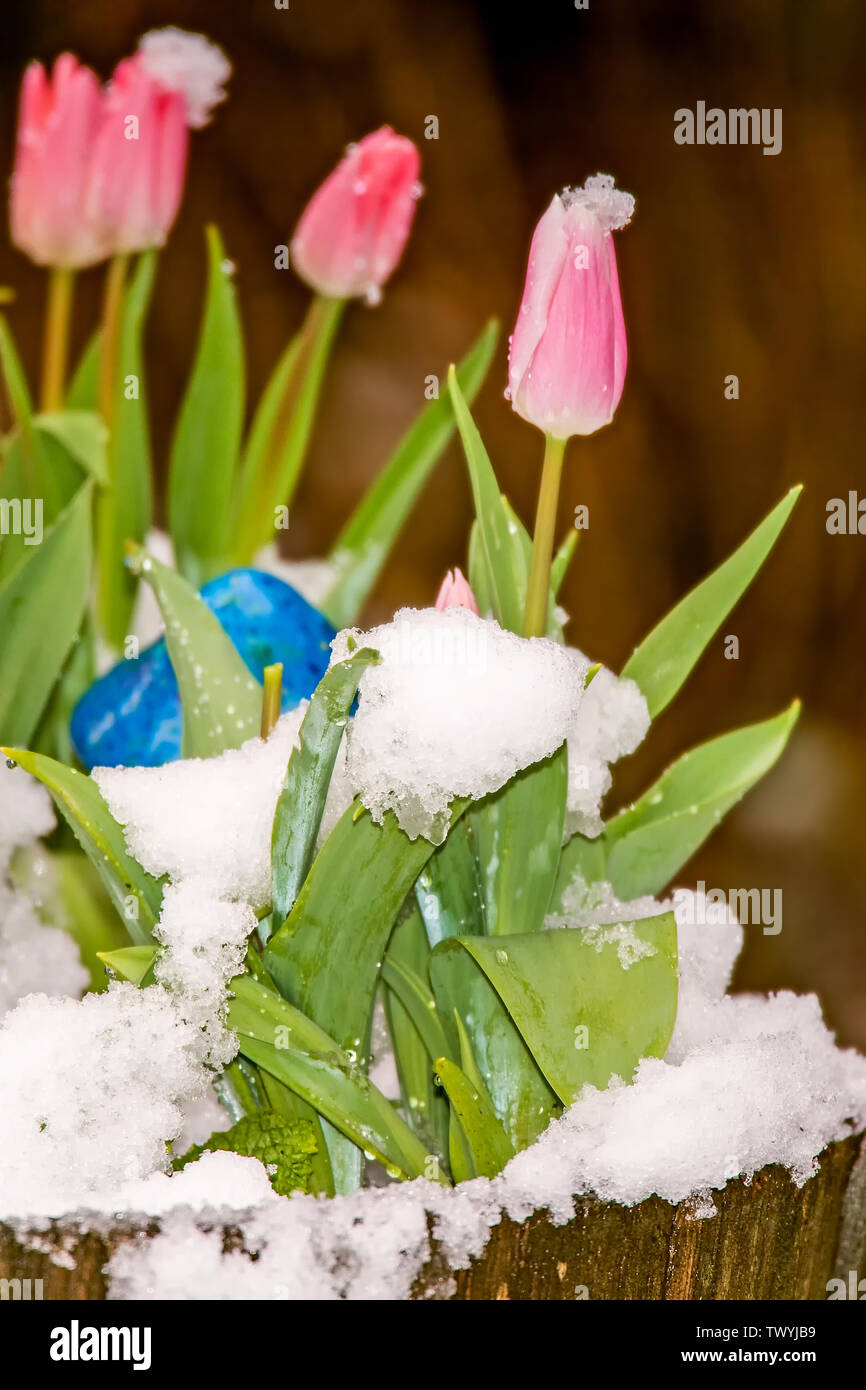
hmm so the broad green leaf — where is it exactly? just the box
[266,797,467,1192]
[265,798,468,1064]
[0,318,88,580]
[97,944,157,986]
[550,831,607,915]
[127,543,262,758]
[168,227,245,586]
[31,612,96,765]
[449,366,523,633]
[441,915,678,1104]
[603,702,801,900]
[174,1112,320,1196]
[468,745,567,936]
[233,296,344,563]
[0,483,92,746]
[321,319,498,628]
[621,487,802,717]
[381,953,451,1065]
[431,936,558,1151]
[34,411,107,484]
[228,974,439,1182]
[414,819,485,946]
[270,647,380,927]
[467,521,494,618]
[94,252,158,647]
[1,748,162,943]
[434,1054,515,1180]
[382,907,449,1159]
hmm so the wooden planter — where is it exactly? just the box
[2,1133,864,1300]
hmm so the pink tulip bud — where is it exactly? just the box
[87,57,189,257]
[291,127,421,303]
[10,55,109,269]
[435,568,480,615]
[507,174,634,439]
[88,30,230,256]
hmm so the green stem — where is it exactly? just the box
[95,253,130,648]
[40,267,75,412]
[523,434,567,638]
[97,254,129,434]
[235,293,345,562]
[260,662,283,739]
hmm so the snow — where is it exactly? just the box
[137,28,231,129]
[0,984,208,1212]
[560,173,635,232]
[333,607,588,840]
[564,663,649,838]
[175,1088,232,1153]
[0,766,88,1019]
[154,881,256,1067]
[93,712,308,909]
[0,764,55,871]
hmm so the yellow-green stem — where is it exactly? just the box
[95,253,129,647]
[261,663,284,739]
[40,267,75,412]
[523,434,567,638]
[98,254,129,438]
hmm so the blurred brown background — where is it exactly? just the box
[2,0,864,1044]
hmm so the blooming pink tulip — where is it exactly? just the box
[291,127,421,302]
[88,30,230,256]
[507,174,634,439]
[10,55,109,269]
[435,568,480,615]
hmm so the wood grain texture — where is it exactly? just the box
[2,1135,863,1301]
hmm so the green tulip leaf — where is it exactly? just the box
[0,748,162,944]
[603,701,801,900]
[168,228,245,586]
[270,646,380,928]
[0,483,92,746]
[621,486,802,718]
[438,913,678,1105]
[127,542,262,759]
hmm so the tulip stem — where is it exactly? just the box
[523,433,567,638]
[98,253,129,432]
[41,267,75,412]
[95,252,129,651]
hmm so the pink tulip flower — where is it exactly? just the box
[435,568,480,615]
[291,127,421,302]
[89,29,230,256]
[10,55,109,269]
[507,174,634,439]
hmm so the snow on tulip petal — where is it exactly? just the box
[507,173,634,439]
[291,127,421,301]
[137,27,231,129]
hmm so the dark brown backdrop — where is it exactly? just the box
[2,0,865,1044]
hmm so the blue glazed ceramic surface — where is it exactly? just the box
[71,569,337,769]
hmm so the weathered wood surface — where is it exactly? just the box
[2,1135,864,1300]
